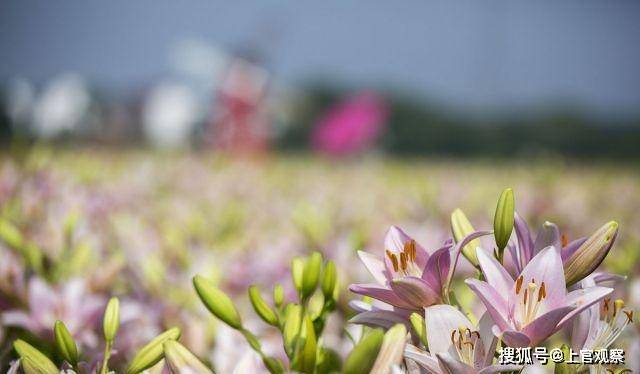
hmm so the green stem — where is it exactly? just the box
[100,341,111,374]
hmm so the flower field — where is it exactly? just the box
[1,149,639,373]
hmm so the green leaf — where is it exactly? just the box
[193,275,242,329]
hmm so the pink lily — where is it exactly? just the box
[571,274,633,353]
[404,305,522,374]
[466,246,613,347]
[350,226,490,315]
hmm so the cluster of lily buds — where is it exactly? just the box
[192,251,342,373]
[11,297,183,374]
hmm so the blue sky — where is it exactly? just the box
[1,1,639,117]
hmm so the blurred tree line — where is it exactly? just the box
[279,83,640,159]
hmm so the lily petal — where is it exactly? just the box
[514,212,534,270]
[404,345,440,373]
[385,226,429,266]
[533,221,560,254]
[390,277,441,308]
[358,250,389,285]
[465,279,510,331]
[519,246,565,308]
[422,246,451,293]
[478,364,524,374]
[424,305,474,355]
[476,248,514,297]
[522,306,575,346]
[436,354,475,374]
[349,283,415,310]
[497,328,531,348]
[557,286,613,330]
[349,310,410,330]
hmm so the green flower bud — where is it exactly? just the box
[321,260,337,300]
[54,320,79,366]
[273,284,284,308]
[126,327,181,374]
[291,257,304,292]
[292,315,317,374]
[553,344,574,374]
[248,285,279,326]
[409,313,428,347]
[370,324,407,373]
[193,275,242,329]
[564,221,619,287]
[316,347,342,373]
[163,340,213,374]
[0,218,24,249]
[103,297,120,343]
[343,329,384,374]
[494,188,515,252]
[262,357,286,374]
[13,339,58,374]
[301,252,322,299]
[451,208,481,267]
[282,303,302,358]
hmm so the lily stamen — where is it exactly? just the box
[386,240,422,277]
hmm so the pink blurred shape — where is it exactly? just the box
[312,92,388,156]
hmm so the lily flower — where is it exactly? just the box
[350,226,489,313]
[509,214,618,286]
[571,275,634,354]
[404,305,521,373]
[466,246,613,347]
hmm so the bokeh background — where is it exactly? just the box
[1,1,640,372]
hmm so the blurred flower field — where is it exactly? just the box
[1,148,640,373]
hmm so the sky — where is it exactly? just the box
[1,1,640,117]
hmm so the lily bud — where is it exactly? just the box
[273,284,284,308]
[494,188,515,252]
[291,257,304,292]
[193,275,242,329]
[451,208,481,267]
[564,221,618,287]
[409,313,427,347]
[370,324,407,373]
[283,303,303,358]
[321,260,337,300]
[302,252,323,299]
[103,297,120,343]
[54,320,79,366]
[248,285,279,326]
[292,315,317,374]
[126,327,181,374]
[13,339,59,374]
[163,340,213,374]
[343,329,384,374]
